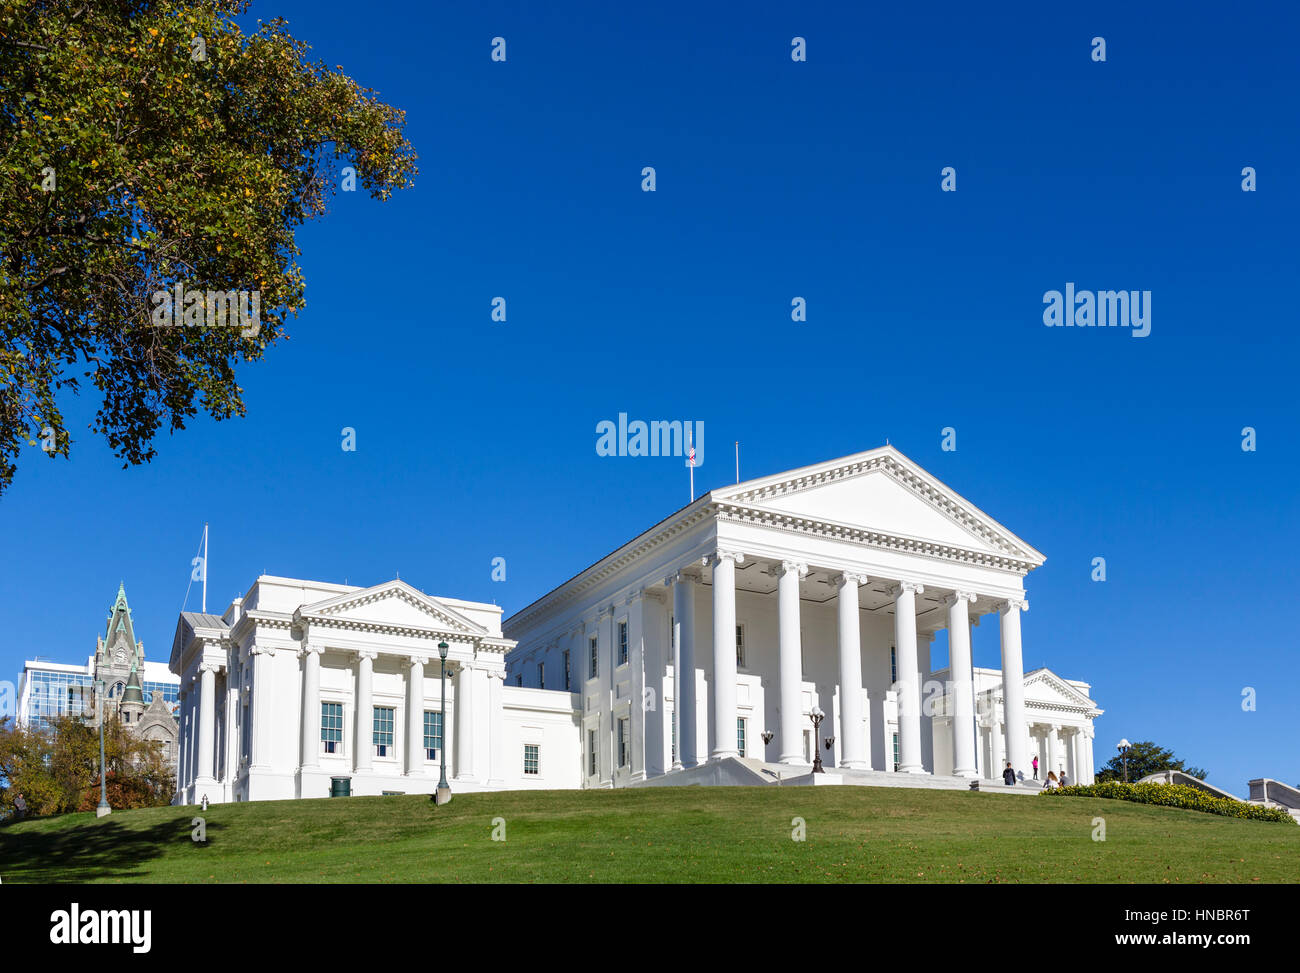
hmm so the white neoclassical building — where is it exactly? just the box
[504,445,1101,787]
[169,446,1100,804]
[168,576,580,803]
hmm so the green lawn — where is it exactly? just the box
[2,786,1296,883]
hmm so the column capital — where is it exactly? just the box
[299,642,325,658]
[249,643,276,657]
[486,669,507,681]
[831,571,869,588]
[999,597,1028,613]
[708,548,745,567]
[198,661,223,674]
[409,654,429,668]
[888,580,925,597]
[356,649,378,662]
[943,590,977,607]
[771,560,809,578]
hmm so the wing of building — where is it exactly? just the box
[168,445,1101,804]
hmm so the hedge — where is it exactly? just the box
[1040,781,1296,823]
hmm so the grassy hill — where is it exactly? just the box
[2,785,1296,883]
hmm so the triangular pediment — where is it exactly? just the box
[713,446,1043,564]
[1024,669,1094,708]
[299,579,488,636]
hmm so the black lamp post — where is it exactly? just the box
[433,641,452,805]
[1117,738,1131,783]
[810,706,826,773]
[95,679,111,818]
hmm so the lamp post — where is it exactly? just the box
[433,641,452,805]
[1117,738,1131,783]
[810,706,825,773]
[95,679,111,818]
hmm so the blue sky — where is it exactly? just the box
[3,1,1297,795]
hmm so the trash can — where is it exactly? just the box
[329,776,352,797]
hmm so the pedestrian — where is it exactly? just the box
[1044,771,1059,790]
[1032,755,1039,779]
[1059,770,1070,787]
[1002,761,1016,786]
[13,792,27,821]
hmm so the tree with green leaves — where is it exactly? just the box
[1095,739,1207,784]
[0,0,416,494]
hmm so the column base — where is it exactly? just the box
[841,759,870,771]
[779,756,809,766]
[954,768,979,779]
[710,749,738,761]
[899,764,927,775]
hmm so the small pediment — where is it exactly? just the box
[1024,669,1094,708]
[714,446,1043,565]
[299,579,488,637]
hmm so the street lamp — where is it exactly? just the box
[95,679,111,818]
[433,641,452,805]
[810,706,826,773]
[1117,738,1131,783]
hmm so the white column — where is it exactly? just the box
[667,579,683,771]
[673,573,699,768]
[455,662,474,780]
[999,598,1030,778]
[299,644,322,770]
[945,591,977,777]
[834,572,869,769]
[776,560,809,764]
[992,719,1004,777]
[487,670,505,785]
[405,655,426,776]
[1048,724,1061,778]
[710,550,743,761]
[891,581,926,773]
[354,651,374,772]
[197,663,216,784]
[1084,730,1095,784]
[249,646,273,771]
[223,671,239,788]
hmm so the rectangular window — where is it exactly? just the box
[562,649,571,690]
[892,732,900,773]
[424,710,443,761]
[589,636,598,679]
[516,674,523,686]
[538,662,545,690]
[890,646,898,685]
[618,717,629,768]
[373,706,395,758]
[804,729,813,763]
[737,716,747,757]
[321,701,343,754]
[736,624,745,669]
[523,743,540,776]
[618,621,629,666]
[588,729,597,776]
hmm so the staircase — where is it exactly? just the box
[1248,779,1300,822]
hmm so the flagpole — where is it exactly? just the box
[735,441,739,484]
[688,427,695,502]
[202,522,208,613]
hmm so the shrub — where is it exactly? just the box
[1042,781,1295,823]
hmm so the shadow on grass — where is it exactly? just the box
[0,813,226,883]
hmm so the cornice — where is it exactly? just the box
[715,502,1039,575]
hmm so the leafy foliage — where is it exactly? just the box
[1095,739,1206,783]
[0,712,175,816]
[0,0,416,493]
[1042,781,1294,824]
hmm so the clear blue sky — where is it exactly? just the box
[3,1,1296,795]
